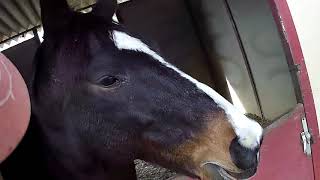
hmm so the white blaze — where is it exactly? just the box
[110,30,263,149]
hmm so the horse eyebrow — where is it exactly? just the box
[110,30,263,149]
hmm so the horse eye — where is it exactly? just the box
[98,76,119,88]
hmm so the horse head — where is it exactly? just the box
[29,0,263,179]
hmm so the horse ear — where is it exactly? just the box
[92,0,118,22]
[40,0,72,36]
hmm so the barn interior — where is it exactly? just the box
[0,0,300,179]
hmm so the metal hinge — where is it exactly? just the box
[301,117,313,156]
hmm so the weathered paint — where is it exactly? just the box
[286,0,320,134]
[252,104,314,180]
[268,0,320,179]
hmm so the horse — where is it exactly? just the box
[0,0,263,179]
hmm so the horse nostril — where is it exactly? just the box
[229,137,258,171]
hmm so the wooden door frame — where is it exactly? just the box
[268,0,320,179]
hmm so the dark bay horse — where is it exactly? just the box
[0,0,263,179]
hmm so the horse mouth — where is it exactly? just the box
[168,163,256,180]
[216,167,240,180]
[217,167,257,180]
[200,162,257,180]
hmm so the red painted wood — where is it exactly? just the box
[251,105,314,180]
[268,0,320,179]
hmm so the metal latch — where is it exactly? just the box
[301,117,312,156]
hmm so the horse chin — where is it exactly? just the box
[169,163,253,180]
[200,162,256,180]
[224,167,257,180]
